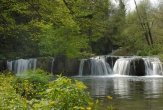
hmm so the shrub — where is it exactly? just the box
[0,70,113,110]
[32,75,93,110]
[13,69,52,99]
[0,74,27,110]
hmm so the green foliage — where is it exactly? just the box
[71,0,114,54]
[39,23,88,58]
[0,0,41,58]
[0,70,114,110]
[116,1,163,56]
[1,0,162,58]
[32,75,93,110]
[0,0,91,58]
[14,69,52,99]
[0,0,124,58]
[0,74,28,109]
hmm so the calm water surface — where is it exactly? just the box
[74,76,163,110]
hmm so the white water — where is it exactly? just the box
[143,58,163,75]
[51,58,55,73]
[6,56,163,76]
[7,58,37,74]
[79,59,86,76]
[90,56,112,75]
[79,56,112,76]
[78,56,163,76]
[113,58,131,75]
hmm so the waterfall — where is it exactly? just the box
[7,61,13,71]
[4,56,163,76]
[51,58,55,73]
[78,56,112,76]
[7,58,37,74]
[90,56,112,75]
[113,58,131,75]
[79,59,86,76]
[143,58,163,75]
[78,56,163,76]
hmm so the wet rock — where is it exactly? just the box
[130,58,145,76]
[106,56,119,69]
[0,60,7,72]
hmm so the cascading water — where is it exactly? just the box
[78,56,163,76]
[51,58,55,73]
[113,58,131,75]
[79,56,112,76]
[143,58,163,75]
[79,59,86,76]
[5,56,163,76]
[7,58,37,74]
[90,56,112,75]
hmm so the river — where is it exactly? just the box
[75,76,163,110]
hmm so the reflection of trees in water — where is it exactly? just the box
[87,78,163,99]
[89,78,130,98]
[144,79,163,98]
[89,78,110,97]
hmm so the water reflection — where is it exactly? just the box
[76,77,163,99]
[74,76,163,110]
[144,79,163,98]
[89,78,109,97]
[113,78,130,98]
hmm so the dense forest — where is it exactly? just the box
[0,0,163,59]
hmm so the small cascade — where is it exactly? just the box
[7,58,37,74]
[90,56,112,75]
[113,58,131,75]
[143,58,163,75]
[79,56,112,76]
[51,58,55,73]
[7,61,13,71]
[79,59,86,76]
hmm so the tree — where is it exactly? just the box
[134,0,153,46]
[0,0,42,58]
[0,0,89,58]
